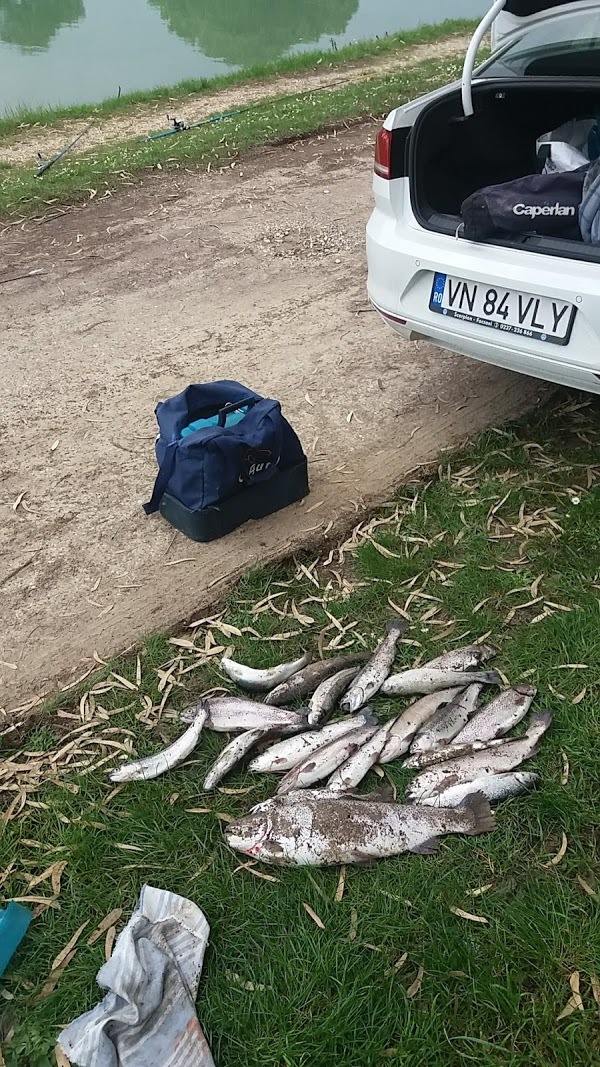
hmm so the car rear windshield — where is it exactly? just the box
[482,10,600,76]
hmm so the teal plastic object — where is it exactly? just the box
[0,901,32,977]
[180,406,248,439]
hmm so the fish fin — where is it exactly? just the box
[460,791,496,835]
[344,785,395,803]
[482,670,502,685]
[431,773,461,793]
[410,837,440,856]
[386,617,408,636]
[350,850,378,866]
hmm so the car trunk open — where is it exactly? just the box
[409,78,600,263]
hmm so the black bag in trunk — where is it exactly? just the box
[461,168,587,242]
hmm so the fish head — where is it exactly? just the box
[224,812,272,857]
[513,771,540,787]
[340,689,363,714]
[513,684,537,701]
[408,735,430,756]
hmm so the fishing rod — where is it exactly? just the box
[140,107,253,142]
[35,123,93,177]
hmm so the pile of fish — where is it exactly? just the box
[110,619,552,867]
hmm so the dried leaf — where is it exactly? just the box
[591,974,600,1008]
[54,1046,71,1067]
[561,751,570,785]
[348,907,358,942]
[450,906,488,924]
[572,687,586,705]
[384,952,408,977]
[11,895,60,908]
[51,920,89,972]
[105,926,117,961]
[543,832,568,868]
[406,964,424,998]
[466,884,494,897]
[224,968,266,992]
[576,875,598,900]
[113,843,144,853]
[28,860,66,893]
[232,860,279,883]
[34,950,76,1002]
[557,971,584,1019]
[335,866,346,903]
[87,908,123,945]
[303,903,325,929]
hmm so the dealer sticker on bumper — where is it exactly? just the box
[429,272,576,346]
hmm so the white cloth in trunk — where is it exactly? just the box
[58,885,215,1067]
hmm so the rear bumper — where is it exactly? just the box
[367,196,600,393]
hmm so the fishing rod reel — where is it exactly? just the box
[166,114,188,133]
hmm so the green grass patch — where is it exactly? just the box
[0,53,468,219]
[1,391,599,1066]
[0,19,477,138]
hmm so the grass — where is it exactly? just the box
[0,19,477,138]
[0,53,468,219]
[1,391,599,1066]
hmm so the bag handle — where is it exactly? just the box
[143,440,178,515]
[217,396,257,427]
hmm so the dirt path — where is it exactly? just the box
[0,36,470,166]
[0,120,547,712]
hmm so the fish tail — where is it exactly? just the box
[386,617,408,636]
[460,791,496,835]
[361,706,379,725]
[523,710,553,755]
[481,670,502,685]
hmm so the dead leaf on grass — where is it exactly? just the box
[406,964,424,998]
[572,687,586,705]
[561,751,570,785]
[233,861,279,883]
[450,906,489,924]
[11,895,60,909]
[105,926,117,961]
[28,860,66,893]
[384,952,408,978]
[466,884,494,897]
[34,950,77,1002]
[54,1046,71,1067]
[591,974,600,1009]
[576,875,598,900]
[113,843,144,853]
[348,907,358,942]
[303,903,325,929]
[51,921,90,972]
[335,866,346,903]
[543,832,568,868]
[225,968,266,992]
[557,971,584,1019]
[87,908,123,946]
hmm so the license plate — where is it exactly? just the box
[429,273,576,346]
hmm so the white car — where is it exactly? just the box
[366,0,600,392]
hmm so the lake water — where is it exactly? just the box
[0,0,488,113]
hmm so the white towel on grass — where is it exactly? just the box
[58,885,215,1067]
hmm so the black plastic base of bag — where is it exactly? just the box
[158,459,310,542]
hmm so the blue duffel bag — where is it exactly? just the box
[143,381,309,542]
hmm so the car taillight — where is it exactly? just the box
[374,128,392,179]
